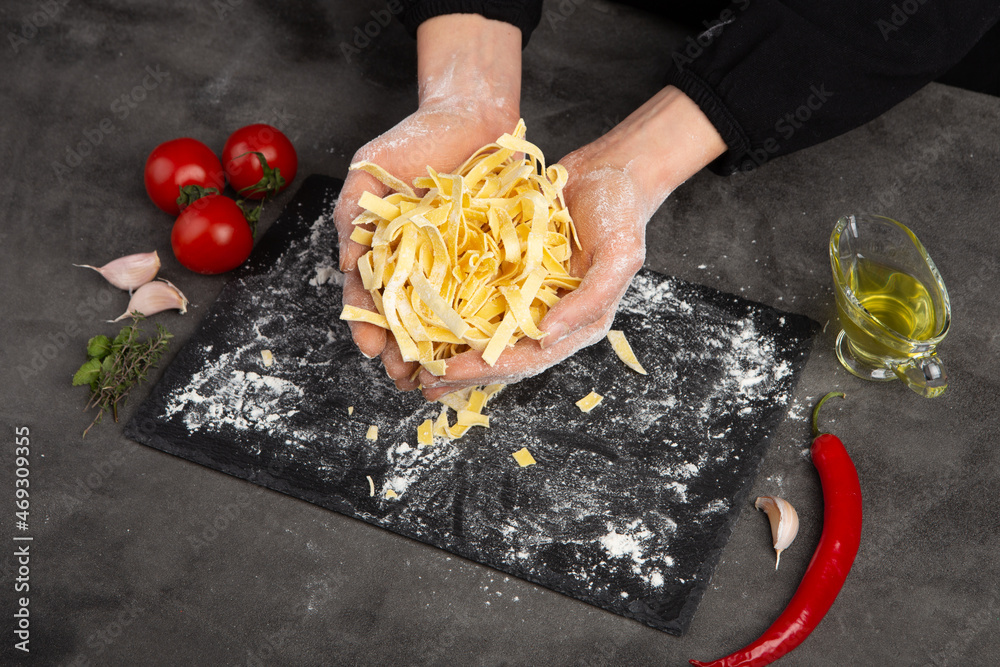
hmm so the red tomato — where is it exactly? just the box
[222,124,298,199]
[171,195,253,274]
[144,138,225,215]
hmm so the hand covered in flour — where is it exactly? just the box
[333,14,523,390]
[419,86,728,401]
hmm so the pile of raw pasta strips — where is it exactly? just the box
[340,119,581,376]
[340,120,646,442]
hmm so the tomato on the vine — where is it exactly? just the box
[222,124,298,199]
[171,195,253,274]
[144,138,225,215]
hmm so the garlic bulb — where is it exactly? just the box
[75,251,161,292]
[110,279,189,322]
[755,496,799,570]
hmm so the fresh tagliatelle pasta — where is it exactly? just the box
[340,119,581,377]
[606,330,647,375]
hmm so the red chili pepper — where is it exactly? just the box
[690,392,863,667]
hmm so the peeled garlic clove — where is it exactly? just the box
[75,251,161,291]
[110,279,189,322]
[755,495,799,570]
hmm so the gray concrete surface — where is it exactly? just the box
[2,1,998,665]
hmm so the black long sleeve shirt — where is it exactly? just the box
[400,0,1000,174]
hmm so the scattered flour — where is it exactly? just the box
[163,351,304,438]
[785,396,810,422]
[597,520,674,588]
[152,190,808,627]
[162,203,342,442]
[309,265,343,287]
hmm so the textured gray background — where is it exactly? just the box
[1,0,998,665]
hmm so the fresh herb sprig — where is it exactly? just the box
[72,314,172,437]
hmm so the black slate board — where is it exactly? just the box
[126,174,817,635]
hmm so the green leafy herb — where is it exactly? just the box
[72,358,102,389]
[86,334,112,360]
[73,314,172,437]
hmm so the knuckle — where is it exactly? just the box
[353,142,382,163]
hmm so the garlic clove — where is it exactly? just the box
[110,279,189,322]
[75,251,161,292]
[755,495,799,570]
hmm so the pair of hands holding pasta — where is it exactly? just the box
[333,14,726,401]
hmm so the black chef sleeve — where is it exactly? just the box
[398,0,1000,175]
[665,1,1000,174]
[399,0,543,48]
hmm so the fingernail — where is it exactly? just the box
[542,323,567,349]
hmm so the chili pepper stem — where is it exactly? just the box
[811,391,845,438]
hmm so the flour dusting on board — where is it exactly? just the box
[370,269,803,612]
[163,204,342,445]
[134,177,815,635]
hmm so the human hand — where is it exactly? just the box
[333,14,522,390]
[418,86,728,401]
[334,104,518,383]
